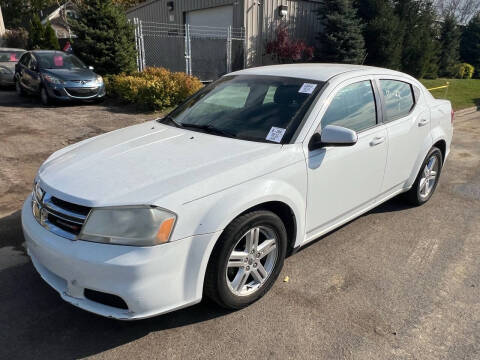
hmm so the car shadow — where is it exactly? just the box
[0,88,159,116]
[0,210,233,360]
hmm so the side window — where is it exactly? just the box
[380,80,415,122]
[321,80,377,132]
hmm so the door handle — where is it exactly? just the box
[370,136,385,146]
[418,118,430,127]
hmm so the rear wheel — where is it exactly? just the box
[204,210,287,309]
[405,147,442,205]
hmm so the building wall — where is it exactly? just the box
[127,0,244,28]
[245,0,321,66]
[0,6,5,37]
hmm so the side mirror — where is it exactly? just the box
[88,66,94,70]
[308,125,358,151]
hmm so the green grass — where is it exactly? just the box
[420,78,480,111]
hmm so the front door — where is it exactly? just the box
[305,78,388,239]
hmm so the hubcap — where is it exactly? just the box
[226,226,278,296]
[419,155,439,199]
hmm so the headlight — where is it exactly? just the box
[95,75,103,84]
[43,74,65,84]
[0,66,12,74]
[79,206,176,246]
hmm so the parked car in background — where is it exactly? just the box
[0,48,26,86]
[22,64,453,320]
[15,50,105,105]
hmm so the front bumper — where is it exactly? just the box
[22,195,220,320]
[45,82,106,101]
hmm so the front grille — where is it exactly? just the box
[65,87,98,98]
[32,185,91,240]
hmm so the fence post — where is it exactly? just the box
[184,24,192,75]
[139,20,146,71]
[242,26,247,69]
[226,26,232,73]
[133,18,140,72]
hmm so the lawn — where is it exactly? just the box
[420,78,480,111]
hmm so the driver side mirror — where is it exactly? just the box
[309,125,358,151]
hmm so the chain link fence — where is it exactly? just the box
[132,19,246,82]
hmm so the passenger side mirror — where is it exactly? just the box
[308,125,358,151]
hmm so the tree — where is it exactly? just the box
[70,0,137,75]
[111,0,144,10]
[395,0,440,78]
[460,13,480,76]
[434,0,480,24]
[438,14,461,76]
[355,0,403,69]
[0,0,59,29]
[44,21,60,50]
[317,0,366,64]
[28,14,46,49]
[265,25,314,63]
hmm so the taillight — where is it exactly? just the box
[451,109,455,124]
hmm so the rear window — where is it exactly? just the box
[380,80,415,122]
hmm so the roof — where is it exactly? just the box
[0,48,26,52]
[31,50,65,55]
[231,63,407,82]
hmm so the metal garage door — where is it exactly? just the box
[186,5,233,28]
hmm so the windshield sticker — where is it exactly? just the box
[266,127,286,143]
[298,83,317,94]
[54,56,64,67]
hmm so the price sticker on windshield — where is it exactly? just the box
[266,127,286,143]
[298,83,317,94]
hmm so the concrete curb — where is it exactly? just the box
[455,106,479,116]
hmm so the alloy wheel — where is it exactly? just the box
[226,226,278,297]
[419,155,439,199]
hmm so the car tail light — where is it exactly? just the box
[451,109,455,124]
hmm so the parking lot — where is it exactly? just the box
[1,88,479,360]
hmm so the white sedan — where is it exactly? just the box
[22,64,453,319]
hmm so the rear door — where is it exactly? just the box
[377,78,431,193]
[304,77,388,238]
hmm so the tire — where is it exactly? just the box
[40,87,50,106]
[204,210,287,310]
[405,147,443,206]
[15,79,25,96]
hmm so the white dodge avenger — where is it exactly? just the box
[22,64,453,319]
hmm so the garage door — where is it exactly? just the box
[186,5,233,29]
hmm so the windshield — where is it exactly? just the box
[37,52,86,70]
[160,75,323,144]
[0,51,25,62]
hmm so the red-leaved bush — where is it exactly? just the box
[265,25,314,63]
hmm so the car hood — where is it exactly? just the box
[41,68,96,81]
[37,122,295,207]
[0,62,15,72]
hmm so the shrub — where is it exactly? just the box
[3,28,29,49]
[265,25,314,63]
[106,67,204,111]
[453,63,475,79]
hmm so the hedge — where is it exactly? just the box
[105,67,203,111]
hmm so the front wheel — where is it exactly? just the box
[40,87,51,106]
[204,210,287,310]
[405,147,443,205]
[15,79,25,96]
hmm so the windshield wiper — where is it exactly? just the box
[158,115,183,128]
[181,123,237,138]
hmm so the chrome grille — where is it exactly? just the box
[32,185,91,240]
